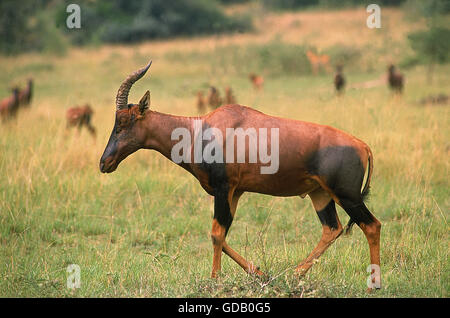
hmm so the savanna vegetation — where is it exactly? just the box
[0,2,448,297]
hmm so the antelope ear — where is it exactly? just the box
[138,90,150,114]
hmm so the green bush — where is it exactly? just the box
[262,0,406,10]
[324,45,362,66]
[408,27,450,64]
[165,41,314,76]
[56,0,252,45]
[166,41,364,76]
[0,0,252,55]
[0,1,41,54]
[261,0,319,10]
[404,0,450,80]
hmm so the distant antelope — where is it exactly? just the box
[334,65,346,94]
[249,73,264,90]
[18,78,33,107]
[224,86,236,104]
[99,61,382,290]
[197,91,206,113]
[208,86,222,109]
[420,93,448,105]
[0,87,20,121]
[66,104,96,138]
[387,64,404,94]
[306,50,332,75]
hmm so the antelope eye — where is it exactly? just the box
[116,117,128,131]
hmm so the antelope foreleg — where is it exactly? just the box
[211,219,226,278]
[210,188,263,277]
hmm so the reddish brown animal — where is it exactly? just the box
[197,91,206,113]
[18,78,33,107]
[387,64,404,94]
[100,62,382,290]
[0,87,20,121]
[249,73,264,91]
[420,93,448,105]
[224,86,236,105]
[207,86,222,109]
[66,104,96,138]
[334,65,346,94]
[306,50,332,75]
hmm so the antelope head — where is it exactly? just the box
[99,61,152,173]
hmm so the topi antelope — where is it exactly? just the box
[99,61,382,290]
[334,65,346,94]
[66,104,96,138]
[306,50,332,75]
[249,73,264,90]
[224,86,236,105]
[420,93,448,106]
[207,86,222,109]
[387,64,404,94]
[197,91,206,113]
[0,87,20,121]
[18,78,33,107]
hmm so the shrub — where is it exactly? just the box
[262,0,406,10]
[56,0,252,45]
[407,26,450,81]
[261,0,319,10]
[0,1,39,54]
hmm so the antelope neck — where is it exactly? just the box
[142,110,198,161]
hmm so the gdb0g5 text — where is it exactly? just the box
[222,302,271,313]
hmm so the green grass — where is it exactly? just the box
[0,9,449,298]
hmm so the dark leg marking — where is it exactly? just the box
[214,185,233,234]
[197,121,233,233]
[340,199,375,226]
[316,200,339,230]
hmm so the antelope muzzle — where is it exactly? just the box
[99,124,119,173]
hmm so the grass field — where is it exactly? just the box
[0,7,448,297]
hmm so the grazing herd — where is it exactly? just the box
[1,61,409,127]
[0,77,96,139]
[195,62,407,113]
[197,85,238,113]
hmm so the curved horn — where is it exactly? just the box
[116,61,152,110]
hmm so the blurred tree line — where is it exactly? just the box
[0,0,448,64]
[261,0,408,10]
[0,0,252,55]
[55,0,252,45]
